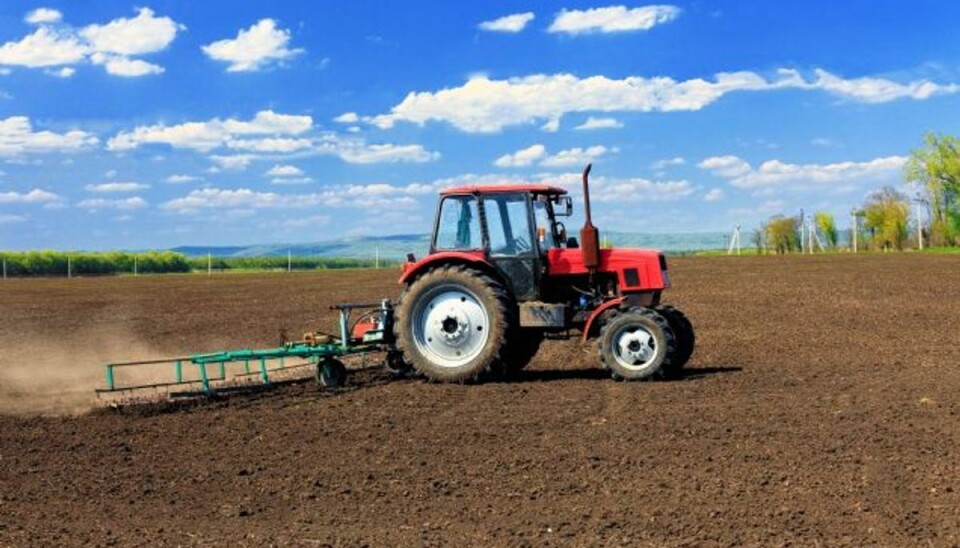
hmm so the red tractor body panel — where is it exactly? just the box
[546,248,670,291]
[398,250,489,285]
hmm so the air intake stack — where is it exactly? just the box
[579,163,600,273]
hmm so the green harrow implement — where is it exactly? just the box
[97,301,400,399]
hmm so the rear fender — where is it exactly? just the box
[398,251,497,286]
[581,297,625,342]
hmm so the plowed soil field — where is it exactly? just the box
[2,254,959,546]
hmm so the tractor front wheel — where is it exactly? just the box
[394,265,513,382]
[598,307,675,380]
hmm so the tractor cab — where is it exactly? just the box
[429,184,571,300]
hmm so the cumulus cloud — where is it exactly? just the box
[165,174,201,184]
[265,164,304,177]
[0,28,88,68]
[333,112,359,124]
[77,196,148,210]
[161,185,423,214]
[0,213,27,224]
[85,182,149,192]
[479,12,535,33]
[0,116,98,157]
[651,156,686,169]
[540,145,612,167]
[25,8,62,25]
[703,188,724,202]
[575,116,624,130]
[325,142,440,164]
[107,110,313,152]
[591,177,694,202]
[226,137,313,153]
[202,19,303,72]
[494,144,610,168]
[494,144,546,167]
[80,8,181,56]
[699,154,907,189]
[366,69,960,133]
[0,7,182,77]
[0,188,62,204]
[548,5,681,34]
[45,66,76,78]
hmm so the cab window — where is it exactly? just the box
[434,195,482,250]
[533,197,557,250]
[484,193,533,256]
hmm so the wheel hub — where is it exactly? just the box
[615,328,655,367]
[414,287,489,368]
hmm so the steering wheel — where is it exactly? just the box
[514,236,531,252]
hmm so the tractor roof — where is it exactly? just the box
[440,183,568,196]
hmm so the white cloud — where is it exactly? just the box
[92,54,164,76]
[548,5,681,35]
[367,69,960,133]
[541,145,612,168]
[320,140,440,164]
[703,188,724,202]
[25,8,63,25]
[80,8,181,56]
[811,137,838,147]
[0,28,88,68]
[202,19,303,72]
[591,177,694,202]
[77,196,148,210]
[266,164,304,177]
[575,116,623,130]
[698,155,751,178]
[333,112,359,123]
[651,156,685,169]
[161,188,317,212]
[209,154,255,170]
[0,213,27,224]
[226,137,312,153]
[0,7,182,77]
[45,66,76,78]
[479,12,535,33]
[700,154,907,189]
[0,188,62,204]
[165,174,201,184]
[107,110,313,152]
[494,144,547,168]
[85,182,149,192]
[271,177,313,185]
[0,116,98,157]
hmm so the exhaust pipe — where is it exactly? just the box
[579,163,600,273]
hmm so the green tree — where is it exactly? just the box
[862,186,909,251]
[814,211,838,249]
[904,132,960,245]
[763,215,800,254]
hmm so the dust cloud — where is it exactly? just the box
[0,332,158,416]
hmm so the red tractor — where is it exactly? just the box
[391,164,694,382]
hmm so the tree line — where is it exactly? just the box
[0,251,391,277]
[757,132,957,253]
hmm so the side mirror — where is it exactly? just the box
[553,196,573,217]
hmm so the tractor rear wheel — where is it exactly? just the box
[655,305,695,376]
[394,265,513,382]
[598,307,675,381]
[497,330,543,378]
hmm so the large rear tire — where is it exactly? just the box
[394,265,513,382]
[598,307,675,381]
[655,305,695,376]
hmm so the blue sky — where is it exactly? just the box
[1,1,959,250]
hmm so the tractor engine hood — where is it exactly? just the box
[547,248,670,291]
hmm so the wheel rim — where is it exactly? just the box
[611,322,658,371]
[412,285,490,368]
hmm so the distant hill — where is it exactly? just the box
[171,231,728,260]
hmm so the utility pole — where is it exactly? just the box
[134,255,138,277]
[799,209,805,254]
[67,255,72,279]
[375,245,380,268]
[207,252,212,276]
[2,257,6,280]
[851,211,858,253]
[727,224,741,256]
[287,248,292,272]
